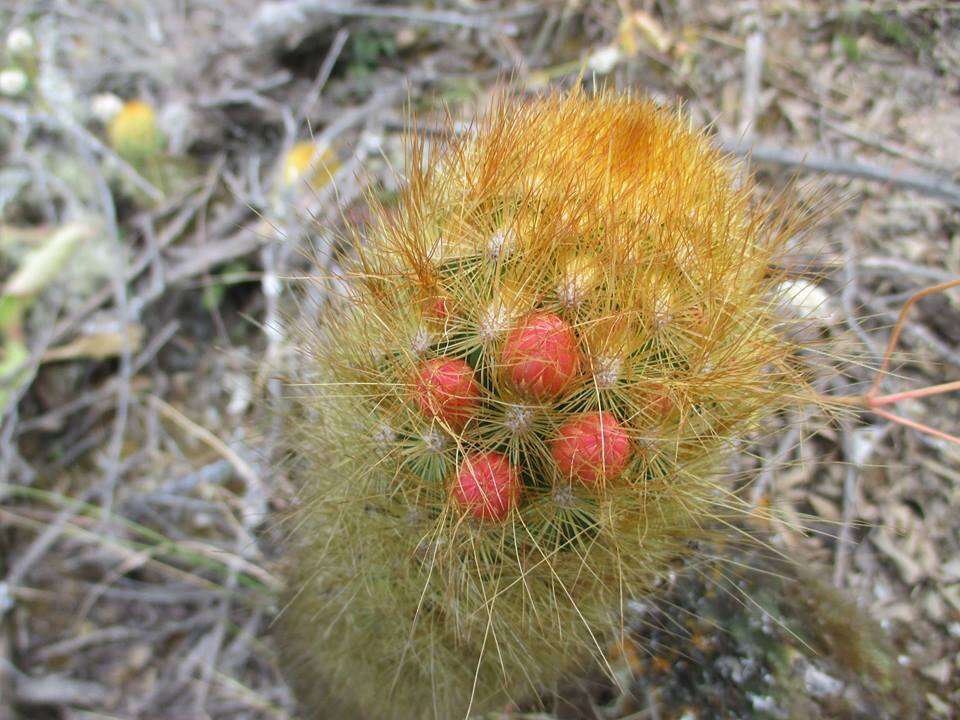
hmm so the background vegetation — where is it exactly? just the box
[1,1,958,718]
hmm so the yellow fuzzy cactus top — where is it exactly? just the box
[107,100,164,164]
[280,91,818,720]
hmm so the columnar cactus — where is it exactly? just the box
[281,91,818,719]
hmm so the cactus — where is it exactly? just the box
[281,140,340,190]
[107,99,164,165]
[280,91,821,719]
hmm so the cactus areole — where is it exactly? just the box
[281,91,816,720]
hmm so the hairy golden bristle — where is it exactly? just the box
[280,90,822,720]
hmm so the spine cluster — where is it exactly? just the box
[282,91,816,720]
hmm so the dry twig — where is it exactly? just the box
[721,139,960,207]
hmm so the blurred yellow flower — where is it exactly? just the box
[108,100,164,163]
[281,140,340,190]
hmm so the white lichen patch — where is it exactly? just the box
[0,68,27,96]
[6,28,34,55]
[748,694,779,714]
[776,278,835,323]
[587,45,622,74]
[802,663,843,698]
[91,92,124,123]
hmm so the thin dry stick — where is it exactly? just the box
[869,380,960,407]
[867,277,960,397]
[737,5,765,143]
[247,0,536,45]
[0,103,163,202]
[721,140,960,207]
[148,395,261,491]
[869,406,958,446]
[832,278,960,445]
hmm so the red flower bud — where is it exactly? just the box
[502,312,579,400]
[423,295,449,322]
[551,411,632,487]
[413,357,481,430]
[452,451,521,522]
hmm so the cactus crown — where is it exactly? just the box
[107,99,164,164]
[283,91,818,720]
